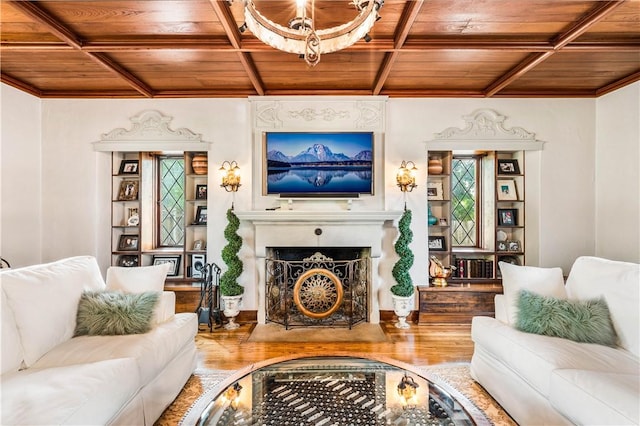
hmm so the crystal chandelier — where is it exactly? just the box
[237,0,384,67]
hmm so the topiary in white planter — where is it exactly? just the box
[391,209,415,328]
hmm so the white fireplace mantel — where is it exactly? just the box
[235,210,402,225]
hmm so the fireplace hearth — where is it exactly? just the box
[266,248,370,329]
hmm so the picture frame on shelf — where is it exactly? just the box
[117,255,139,267]
[193,239,205,251]
[119,159,139,175]
[497,159,520,175]
[152,255,181,277]
[428,236,447,251]
[508,240,522,252]
[195,184,207,200]
[126,207,139,226]
[118,180,139,201]
[497,179,518,201]
[427,181,444,200]
[194,206,207,225]
[497,241,508,252]
[498,208,518,226]
[118,234,139,251]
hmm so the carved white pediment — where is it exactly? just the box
[93,110,211,152]
[427,109,544,151]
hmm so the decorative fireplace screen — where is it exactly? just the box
[265,251,370,328]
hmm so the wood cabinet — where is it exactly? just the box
[417,284,502,324]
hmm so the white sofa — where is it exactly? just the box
[470,256,639,425]
[1,256,198,425]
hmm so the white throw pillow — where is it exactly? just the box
[106,263,171,293]
[1,289,24,373]
[499,261,567,325]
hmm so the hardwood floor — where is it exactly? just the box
[195,321,475,371]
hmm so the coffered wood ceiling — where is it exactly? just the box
[1,0,639,98]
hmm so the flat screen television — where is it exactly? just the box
[263,132,374,197]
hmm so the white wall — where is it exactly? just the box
[2,83,638,309]
[595,82,640,262]
[1,85,42,267]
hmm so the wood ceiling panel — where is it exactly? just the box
[1,51,135,91]
[109,51,255,91]
[0,2,65,43]
[575,1,640,41]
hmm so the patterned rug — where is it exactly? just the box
[154,363,516,426]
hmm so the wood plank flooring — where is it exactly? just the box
[195,322,474,371]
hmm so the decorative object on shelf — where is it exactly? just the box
[119,159,139,175]
[428,205,438,226]
[117,255,138,267]
[439,218,448,226]
[391,209,415,329]
[233,0,383,67]
[126,207,139,226]
[195,184,207,200]
[497,159,520,175]
[193,239,205,251]
[497,241,508,252]
[428,236,447,251]
[220,161,241,193]
[429,256,455,287]
[498,208,518,226]
[427,181,444,200]
[191,254,206,279]
[117,234,139,251]
[497,179,518,201]
[191,153,208,175]
[496,229,508,242]
[152,255,181,277]
[428,157,444,175]
[397,372,419,408]
[118,180,139,201]
[396,161,418,193]
[221,208,244,330]
[194,206,208,225]
[508,240,522,252]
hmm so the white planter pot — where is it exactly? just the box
[391,294,414,329]
[221,294,243,330]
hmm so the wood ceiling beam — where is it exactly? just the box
[596,69,640,97]
[208,0,264,96]
[373,0,424,95]
[7,0,154,98]
[484,0,626,97]
[1,73,42,97]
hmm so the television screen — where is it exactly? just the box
[264,132,374,197]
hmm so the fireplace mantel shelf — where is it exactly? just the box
[235,210,403,224]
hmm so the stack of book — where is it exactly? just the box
[451,256,494,279]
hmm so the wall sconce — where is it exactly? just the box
[223,382,243,410]
[396,161,418,193]
[220,161,241,192]
[397,372,419,409]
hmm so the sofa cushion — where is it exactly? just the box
[1,358,140,425]
[106,263,171,293]
[1,256,106,367]
[74,291,160,336]
[1,289,24,374]
[472,316,639,398]
[516,290,617,347]
[32,312,197,385]
[565,256,640,357]
[549,369,640,425]
[498,261,566,325]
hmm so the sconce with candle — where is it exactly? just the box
[396,161,418,193]
[220,161,241,192]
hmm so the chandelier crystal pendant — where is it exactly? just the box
[240,0,384,67]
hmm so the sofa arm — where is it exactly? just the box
[494,294,509,324]
[152,291,176,325]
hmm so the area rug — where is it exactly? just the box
[154,363,516,426]
[246,322,388,343]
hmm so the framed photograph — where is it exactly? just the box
[439,218,448,226]
[427,181,444,200]
[195,184,207,200]
[117,255,139,267]
[194,206,207,225]
[193,239,205,251]
[118,180,139,201]
[497,241,508,252]
[508,240,521,252]
[497,159,520,175]
[119,159,139,175]
[118,234,139,251]
[152,255,181,277]
[126,207,139,226]
[498,208,518,226]
[428,236,447,251]
[497,179,518,201]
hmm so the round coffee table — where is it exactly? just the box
[184,353,490,426]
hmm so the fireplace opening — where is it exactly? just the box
[265,247,370,329]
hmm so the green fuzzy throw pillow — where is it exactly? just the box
[515,290,618,347]
[74,291,160,336]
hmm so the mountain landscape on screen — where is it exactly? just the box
[267,143,372,165]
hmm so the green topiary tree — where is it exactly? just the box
[391,209,415,297]
[220,208,244,296]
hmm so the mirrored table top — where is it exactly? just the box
[189,354,490,426]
